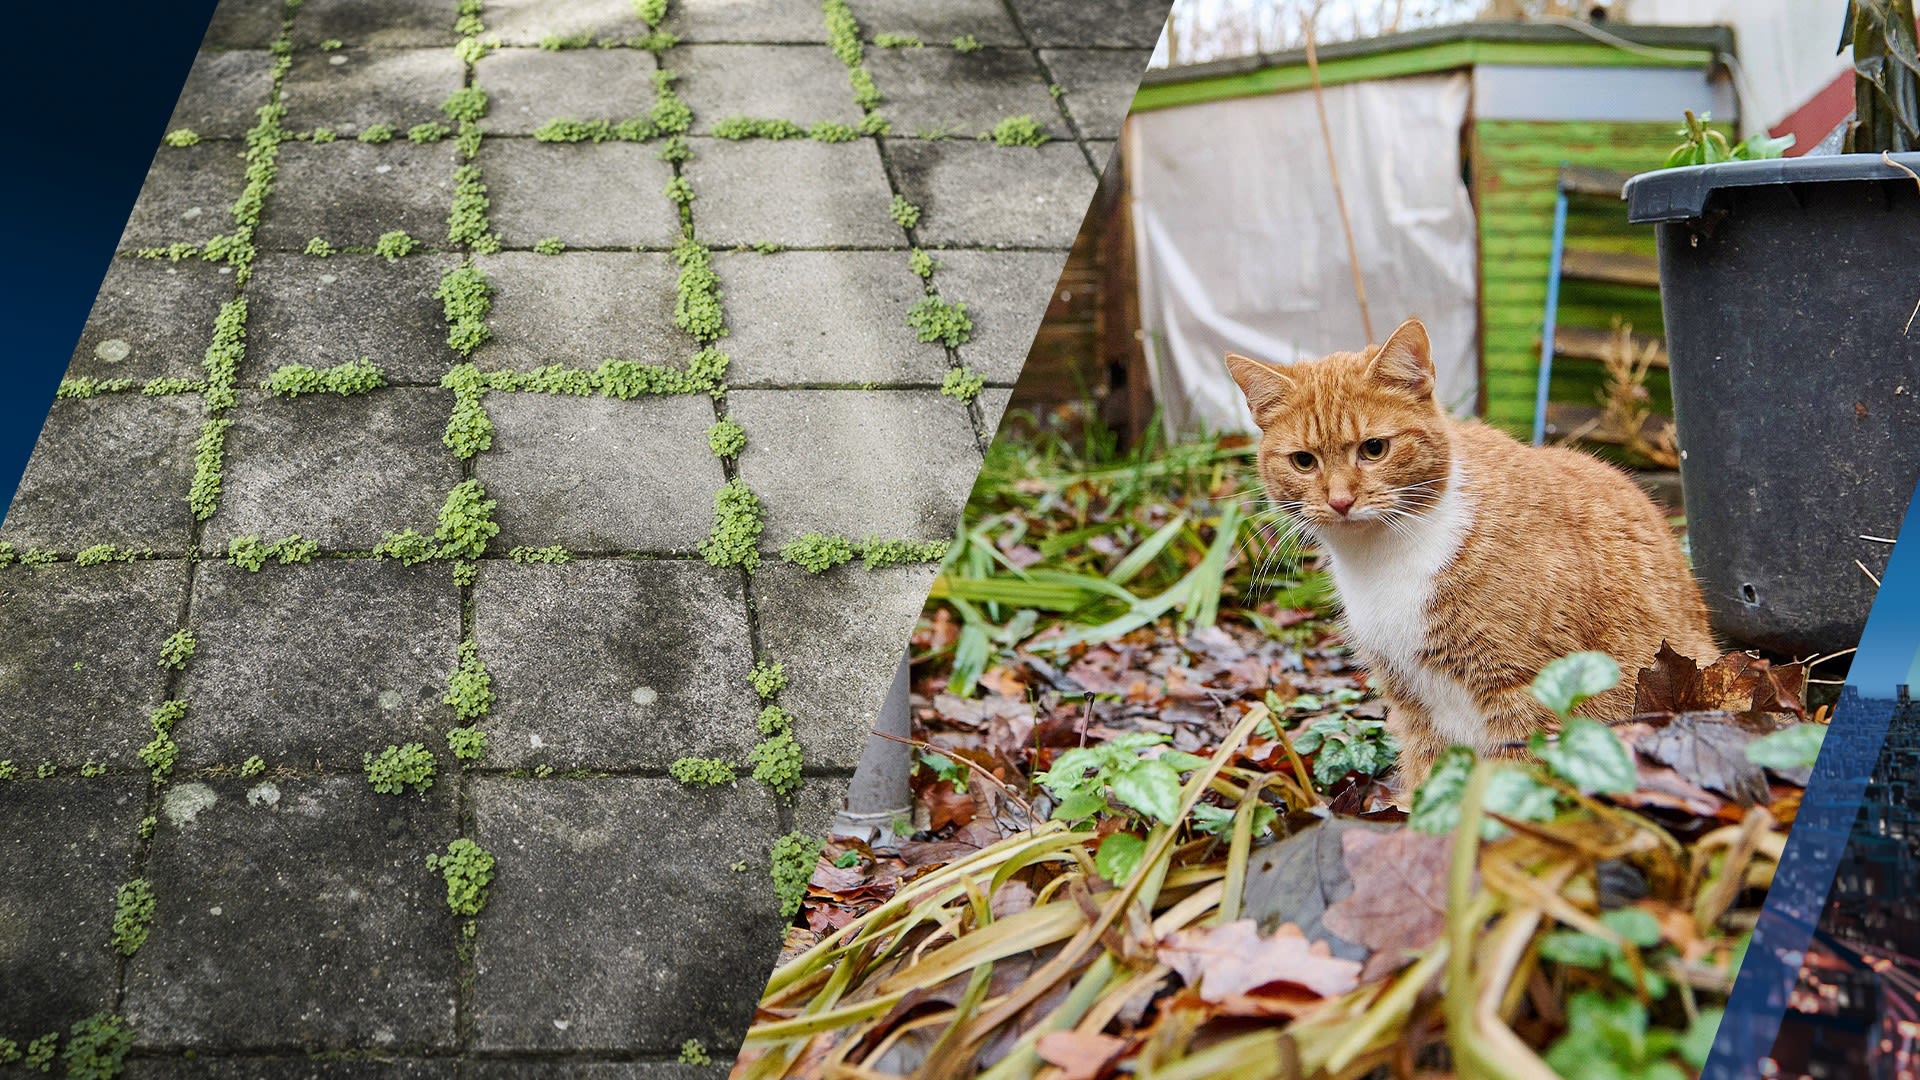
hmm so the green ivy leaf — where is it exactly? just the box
[1536,717,1638,795]
[1094,832,1146,883]
[1408,746,1474,835]
[1529,652,1621,718]
[1111,759,1184,824]
[1746,723,1826,771]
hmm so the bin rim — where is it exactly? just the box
[1623,151,1920,224]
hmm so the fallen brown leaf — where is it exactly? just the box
[1156,920,1361,1003]
[1321,828,1451,980]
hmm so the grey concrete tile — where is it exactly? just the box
[206,389,464,553]
[845,0,1023,47]
[257,142,456,252]
[478,392,725,553]
[483,141,681,248]
[119,143,247,250]
[482,0,648,47]
[886,140,1097,248]
[977,386,1015,435]
[282,47,468,133]
[0,395,201,552]
[473,252,683,367]
[176,560,462,769]
[672,45,860,133]
[728,389,977,544]
[931,249,1067,383]
[712,251,945,386]
[125,777,460,1049]
[1010,0,1170,48]
[468,778,782,1052]
[1039,48,1150,139]
[204,0,284,50]
[754,562,938,770]
[69,257,233,384]
[864,48,1065,140]
[245,252,463,385]
[289,0,459,48]
[668,0,829,44]
[474,561,758,768]
[789,771,855,846]
[170,51,278,138]
[681,139,897,248]
[477,48,660,135]
[0,779,145,1033]
[0,562,188,766]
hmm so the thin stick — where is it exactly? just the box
[871,730,1037,820]
[1861,534,1898,543]
[1303,14,1373,342]
[1857,558,1884,587]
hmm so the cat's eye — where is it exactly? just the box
[1289,451,1317,471]
[1359,437,1389,461]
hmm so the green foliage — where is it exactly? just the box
[445,640,495,720]
[1748,723,1827,770]
[712,116,805,140]
[358,123,395,144]
[707,417,746,458]
[23,1034,55,1072]
[79,761,106,778]
[749,661,786,700]
[139,701,187,781]
[1842,1,1920,153]
[375,229,418,260]
[309,127,337,143]
[673,238,727,342]
[874,33,922,47]
[1529,651,1619,717]
[849,67,881,109]
[373,528,437,565]
[633,29,679,51]
[663,175,695,217]
[19,549,56,567]
[822,0,863,65]
[1542,991,1717,1079]
[449,163,498,251]
[889,194,921,229]
[1288,713,1401,787]
[908,248,935,278]
[940,366,985,402]
[59,1014,132,1080]
[226,534,318,571]
[750,732,804,795]
[426,838,496,916]
[658,134,692,162]
[72,544,135,567]
[533,236,566,255]
[111,880,155,956]
[952,34,983,52]
[438,261,493,355]
[456,119,482,158]
[908,296,972,347]
[0,761,15,781]
[454,34,498,65]
[453,560,478,586]
[142,377,203,396]
[809,120,858,143]
[508,545,571,564]
[539,31,595,49]
[319,38,344,51]
[262,359,386,397]
[780,533,855,573]
[56,378,134,400]
[1036,732,1193,826]
[163,128,201,147]
[1533,717,1637,795]
[1539,907,1672,1000]
[441,363,495,459]
[670,757,738,786]
[699,479,763,570]
[679,1039,712,1066]
[758,705,794,736]
[634,0,667,25]
[532,117,652,143]
[770,830,824,916]
[856,111,892,137]
[241,755,266,777]
[365,742,436,795]
[650,69,692,134]
[1409,747,1559,840]
[436,479,500,560]
[1663,109,1793,167]
[447,725,488,761]
[157,630,197,670]
[190,418,233,521]
[303,236,335,257]
[409,122,451,143]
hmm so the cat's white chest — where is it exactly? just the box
[1316,466,1486,748]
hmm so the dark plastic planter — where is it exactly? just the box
[1624,153,1920,659]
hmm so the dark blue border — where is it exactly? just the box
[0,1,218,519]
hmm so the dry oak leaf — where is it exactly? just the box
[1321,827,1451,981]
[1156,919,1361,1003]
[1036,1031,1132,1080]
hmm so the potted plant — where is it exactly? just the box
[1622,0,1920,659]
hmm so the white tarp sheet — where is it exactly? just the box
[1129,72,1481,435]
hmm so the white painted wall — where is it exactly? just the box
[1628,0,1849,134]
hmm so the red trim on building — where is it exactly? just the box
[1770,68,1851,155]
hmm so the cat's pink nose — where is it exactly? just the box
[1328,494,1354,516]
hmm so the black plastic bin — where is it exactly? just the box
[1624,154,1920,659]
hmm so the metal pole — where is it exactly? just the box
[833,649,913,843]
[1532,180,1570,446]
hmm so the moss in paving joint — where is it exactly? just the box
[365,742,436,795]
[20,548,56,567]
[157,630,197,670]
[226,534,318,571]
[319,38,344,51]
[953,34,983,52]
[426,837,496,916]
[782,533,951,572]
[72,545,136,568]
[672,238,726,343]
[136,814,155,840]
[455,0,484,37]
[669,757,737,787]
[446,725,487,762]
[409,121,450,144]
[262,359,386,397]
[22,1033,55,1072]
[634,0,667,25]
[36,760,56,779]
[679,1039,712,1066]
[663,175,694,225]
[987,114,1048,148]
[748,731,803,795]
[749,660,785,700]
[539,31,595,50]
[142,376,204,396]
[446,639,495,719]
[908,295,971,348]
[507,545,571,564]
[357,123,395,144]
[163,128,200,147]
[532,117,650,144]
[455,34,500,66]
[698,478,762,570]
[770,830,823,916]
[438,261,493,355]
[658,134,691,163]
[889,194,920,230]
[758,704,794,736]
[650,68,692,134]
[873,33,922,48]
[940,365,985,402]
[111,879,155,956]
[436,479,500,560]
[707,417,745,458]
[450,163,500,252]
[304,236,335,257]
[533,236,565,255]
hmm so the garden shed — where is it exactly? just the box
[1050,21,1741,441]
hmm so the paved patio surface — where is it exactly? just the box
[0,0,1160,1074]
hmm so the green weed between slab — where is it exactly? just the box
[873,33,922,48]
[357,123,395,144]
[163,128,200,147]
[507,545,571,564]
[442,85,488,125]
[889,194,920,230]
[446,639,495,720]
[226,534,318,570]
[111,879,155,956]
[679,1039,712,1066]
[988,114,1048,147]
[952,34,983,52]
[441,363,495,458]
[262,359,386,397]
[780,534,950,573]
[309,127,338,143]
[907,295,972,348]
[409,121,450,143]
[669,757,737,786]
[749,660,786,700]
[446,725,488,762]
[531,69,690,144]
[426,837,495,916]
[770,831,824,916]
[698,479,762,571]
[139,701,187,782]
[375,479,499,564]
[0,761,17,781]
[375,230,418,260]
[940,365,985,402]
[241,755,266,777]
[365,742,436,795]
[707,417,746,458]
[533,236,566,255]
[18,1014,133,1080]
[188,298,248,520]
[438,262,493,355]
[450,163,500,252]
[54,378,130,400]
[909,248,935,279]
[673,239,727,343]
[71,545,140,567]
[157,630,197,670]
[748,706,803,795]
[304,236,335,257]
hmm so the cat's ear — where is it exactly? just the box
[1225,352,1293,426]
[1370,318,1435,398]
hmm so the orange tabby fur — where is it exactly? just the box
[1226,318,1717,791]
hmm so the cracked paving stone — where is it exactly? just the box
[203,0,283,50]
[119,143,247,251]
[0,395,200,552]
[673,45,861,134]
[845,0,1023,46]
[67,257,232,384]
[257,142,456,251]
[282,47,468,133]
[476,49,661,136]
[864,48,1066,141]
[479,393,724,553]
[668,0,829,43]
[289,0,459,48]
[175,560,461,769]
[170,51,278,138]
[0,562,187,766]
[712,251,945,386]
[469,779,782,1053]
[474,561,758,769]
[1009,0,1172,48]
[886,140,1098,248]
[933,249,1069,384]
[483,141,681,249]
[754,561,939,771]
[245,253,462,385]
[125,777,459,1050]
[729,389,979,545]
[482,0,649,47]
[680,139,897,248]
[473,252,683,367]
[0,779,146,1033]
[1040,48,1153,139]
[124,1062,457,1080]
[206,389,463,553]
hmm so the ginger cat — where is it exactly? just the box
[1226,318,1717,791]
